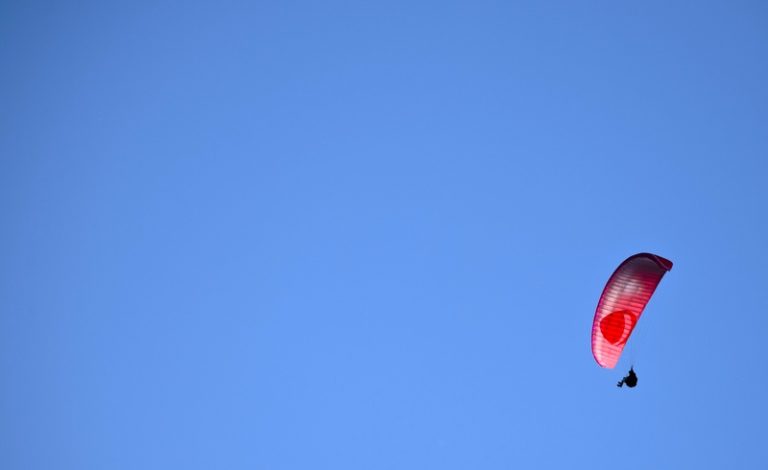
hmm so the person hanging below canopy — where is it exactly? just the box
[616,366,638,388]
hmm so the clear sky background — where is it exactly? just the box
[2,1,767,469]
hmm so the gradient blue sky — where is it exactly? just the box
[2,1,768,469]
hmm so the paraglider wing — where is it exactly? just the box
[591,253,673,368]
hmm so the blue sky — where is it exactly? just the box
[2,1,767,468]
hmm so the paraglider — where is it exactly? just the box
[591,253,673,386]
[617,367,638,388]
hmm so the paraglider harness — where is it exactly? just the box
[617,367,638,388]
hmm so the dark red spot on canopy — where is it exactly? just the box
[600,310,637,345]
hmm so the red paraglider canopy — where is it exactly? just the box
[591,253,673,368]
